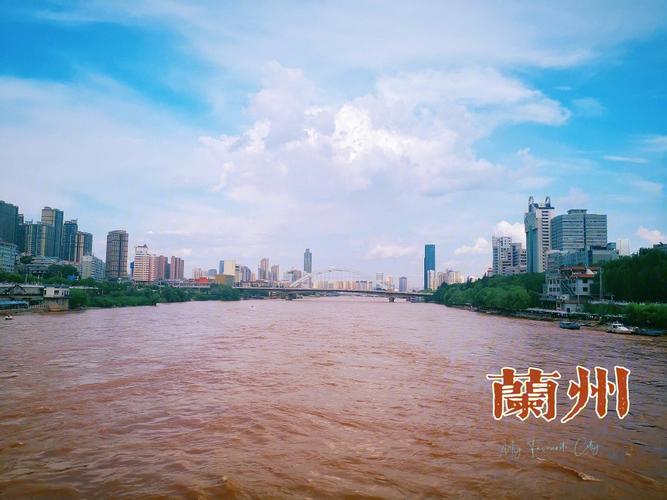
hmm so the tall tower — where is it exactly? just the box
[423,244,436,290]
[40,206,64,258]
[304,248,312,273]
[105,230,129,280]
[0,200,19,245]
[63,220,78,261]
[524,196,554,273]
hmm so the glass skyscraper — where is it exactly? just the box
[105,230,129,280]
[423,244,436,290]
[551,209,607,251]
[0,200,19,245]
[304,248,312,273]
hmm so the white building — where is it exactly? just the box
[616,239,631,256]
[524,196,555,273]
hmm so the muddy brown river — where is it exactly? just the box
[0,297,665,498]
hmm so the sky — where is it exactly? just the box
[1,1,666,286]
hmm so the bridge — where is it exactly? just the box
[233,268,431,301]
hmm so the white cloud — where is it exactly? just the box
[366,244,418,259]
[603,155,647,164]
[493,221,526,245]
[559,187,590,207]
[636,226,667,245]
[632,179,663,194]
[641,135,667,152]
[454,238,491,255]
[572,97,605,117]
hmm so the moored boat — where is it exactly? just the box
[607,322,633,334]
[559,321,581,330]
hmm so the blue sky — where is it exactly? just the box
[1,1,666,284]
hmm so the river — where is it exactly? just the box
[0,297,665,498]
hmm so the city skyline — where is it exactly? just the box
[1,2,665,284]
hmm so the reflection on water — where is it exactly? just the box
[0,297,665,498]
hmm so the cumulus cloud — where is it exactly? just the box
[493,221,526,245]
[200,64,569,200]
[636,226,667,245]
[454,238,491,255]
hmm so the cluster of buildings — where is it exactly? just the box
[131,244,184,282]
[486,195,638,311]
[422,243,468,291]
[0,200,104,280]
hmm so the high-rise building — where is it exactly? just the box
[207,268,217,277]
[240,265,252,282]
[423,244,436,290]
[192,267,205,279]
[153,255,169,280]
[259,257,270,281]
[492,236,526,276]
[399,276,408,292]
[0,200,19,245]
[78,255,106,281]
[427,269,437,291]
[19,221,52,256]
[170,256,184,280]
[63,220,78,261]
[40,206,64,258]
[270,264,280,282]
[75,231,93,262]
[105,230,129,280]
[616,239,631,257]
[524,196,555,273]
[219,260,236,276]
[133,245,154,282]
[0,240,19,273]
[551,209,608,252]
[304,248,312,273]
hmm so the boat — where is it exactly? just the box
[636,328,666,337]
[4,314,13,321]
[559,321,581,330]
[607,322,633,334]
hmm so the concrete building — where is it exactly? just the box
[78,255,106,281]
[0,200,20,246]
[75,231,93,263]
[170,256,184,280]
[304,248,312,273]
[19,221,54,257]
[259,258,270,281]
[551,209,607,251]
[0,240,19,273]
[105,230,129,280]
[133,245,154,282]
[492,237,527,276]
[545,244,619,274]
[399,276,408,292]
[192,267,205,279]
[239,265,252,282]
[427,269,437,291]
[219,260,236,276]
[424,244,436,290]
[153,255,169,280]
[40,207,64,258]
[524,196,555,273]
[616,238,631,256]
[270,265,280,282]
[207,268,217,277]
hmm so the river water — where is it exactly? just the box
[0,297,665,498]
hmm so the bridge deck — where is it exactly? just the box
[233,287,431,298]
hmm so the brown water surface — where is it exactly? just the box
[0,297,665,498]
